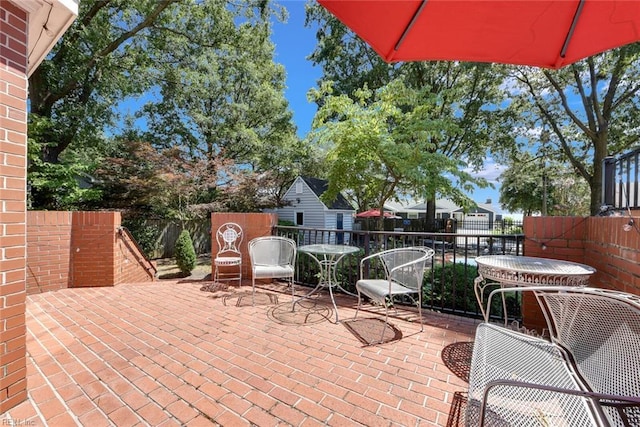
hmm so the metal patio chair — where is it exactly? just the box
[248,236,297,307]
[466,286,640,426]
[354,247,434,343]
[214,222,243,286]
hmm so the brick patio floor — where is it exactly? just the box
[6,280,478,426]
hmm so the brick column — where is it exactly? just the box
[0,1,28,412]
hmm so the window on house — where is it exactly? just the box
[296,182,303,194]
[296,212,304,226]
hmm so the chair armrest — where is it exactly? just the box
[475,379,640,427]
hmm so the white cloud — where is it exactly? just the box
[464,158,506,183]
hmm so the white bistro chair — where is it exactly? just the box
[214,222,243,286]
[355,247,434,343]
[248,236,297,306]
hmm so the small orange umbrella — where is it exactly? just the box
[356,208,401,218]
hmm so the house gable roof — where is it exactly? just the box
[301,177,354,211]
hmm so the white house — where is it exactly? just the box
[269,177,355,244]
[385,198,505,229]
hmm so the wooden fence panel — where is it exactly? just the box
[145,219,211,258]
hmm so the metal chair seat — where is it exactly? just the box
[354,247,434,344]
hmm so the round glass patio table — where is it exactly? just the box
[474,255,596,322]
[295,244,359,323]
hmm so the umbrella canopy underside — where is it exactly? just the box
[319,0,640,69]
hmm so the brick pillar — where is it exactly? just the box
[70,212,119,287]
[0,1,28,412]
[522,216,589,333]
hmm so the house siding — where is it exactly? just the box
[268,177,355,244]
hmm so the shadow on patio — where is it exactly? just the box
[7,280,477,426]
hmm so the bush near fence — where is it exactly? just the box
[124,218,211,259]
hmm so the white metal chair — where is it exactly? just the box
[248,236,297,306]
[214,222,243,286]
[355,247,434,343]
[466,286,640,426]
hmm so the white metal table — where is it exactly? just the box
[295,244,359,323]
[474,255,596,321]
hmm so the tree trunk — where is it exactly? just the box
[425,199,437,232]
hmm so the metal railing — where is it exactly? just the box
[603,147,640,210]
[276,225,525,319]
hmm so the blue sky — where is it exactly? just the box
[270,1,511,214]
[271,1,320,138]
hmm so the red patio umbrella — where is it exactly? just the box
[356,208,401,218]
[317,0,640,69]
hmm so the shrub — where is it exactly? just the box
[174,230,196,275]
[424,262,519,318]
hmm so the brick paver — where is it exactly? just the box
[5,281,477,426]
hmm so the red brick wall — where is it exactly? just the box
[26,211,155,293]
[26,212,72,293]
[0,0,28,413]
[211,213,278,279]
[70,212,118,287]
[522,216,640,331]
[585,216,640,295]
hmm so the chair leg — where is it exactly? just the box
[418,294,424,333]
[354,289,362,320]
[290,276,295,312]
[380,303,390,344]
[252,276,255,306]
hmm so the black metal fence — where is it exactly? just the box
[355,217,523,234]
[603,147,640,210]
[276,225,525,320]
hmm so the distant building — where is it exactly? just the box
[267,177,355,244]
[385,198,504,230]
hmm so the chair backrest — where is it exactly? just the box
[249,236,296,267]
[539,287,640,424]
[371,247,434,290]
[216,222,243,256]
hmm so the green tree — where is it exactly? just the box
[28,0,181,208]
[28,0,304,212]
[309,80,488,230]
[499,151,590,216]
[306,4,513,229]
[507,45,640,215]
[174,229,196,275]
[139,0,311,208]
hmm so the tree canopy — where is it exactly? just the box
[27,0,311,215]
[306,3,513,228]
[506,44,640,215]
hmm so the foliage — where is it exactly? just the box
[27,126,102,210]
[138,0,314,209]
[28,0,181,209]
[308,79,490,230]
[122,216,160,258]
[499,151,590,216]
[94,139,223,220]
[425,263,479,313]
[306,4,514,228]
[28,0,308,212]
[506,44,640,215]
[174,229,196,275]
[425,263,519,318]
